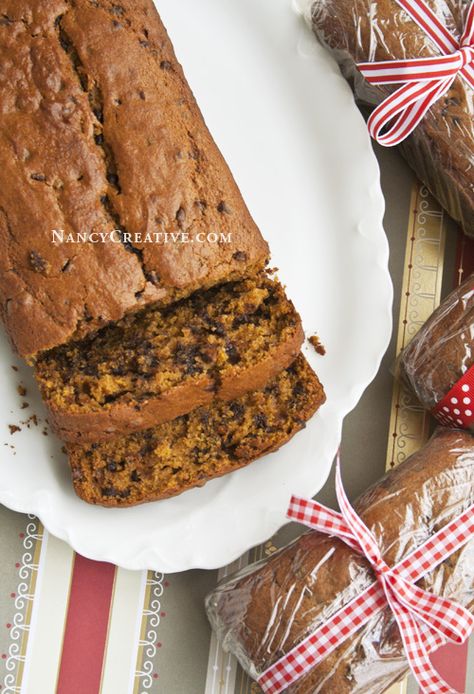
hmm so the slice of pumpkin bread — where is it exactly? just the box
[35,273,304,443]
[67,354,325,507]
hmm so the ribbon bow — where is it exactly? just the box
[357,0,474,146]
[258,460,474,694]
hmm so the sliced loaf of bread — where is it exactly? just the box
[35,274,304,443]
[67,354,325,506]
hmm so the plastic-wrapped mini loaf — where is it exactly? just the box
[309,0,474,235]
[399,275,474,413]
[206,428,474,694]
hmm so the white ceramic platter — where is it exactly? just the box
[0,0,392,572]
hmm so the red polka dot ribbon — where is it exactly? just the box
[432,365,474,429]
[357,0,474,147]
[257,459,474,694]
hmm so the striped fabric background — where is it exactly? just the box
[1,174,473,693]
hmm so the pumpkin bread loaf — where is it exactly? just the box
[206,428,474,694]
[1,0,326,496]
[0,0,268,360]
[399,274,474,411]
[311,0,474,235]
[67,354,326,507]
[35,274,304,443]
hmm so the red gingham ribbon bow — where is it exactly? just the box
[257,460,474,694]
[357,0,474,146]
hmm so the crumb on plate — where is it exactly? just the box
[309,335,326,356]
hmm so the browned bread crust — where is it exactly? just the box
[206,428,474,693]
[311,0,474,235]
[67,354,326,507]
[0,0,268,359]
[399,275,474,410]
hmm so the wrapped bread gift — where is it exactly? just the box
[309,0,474,236]
[206,428,474,694]
[399,275,474,427]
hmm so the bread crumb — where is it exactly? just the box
[20,402,29,410]
[17,385,27,397]
[8,425,21,435]
[309,335,326,356]
[20,414,39,429]
[11,365,18,372]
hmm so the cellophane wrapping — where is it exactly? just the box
[205,428,474,694]
[306,0,474,235]
[399,273,474,411]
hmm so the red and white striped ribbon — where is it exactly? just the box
[357,0,474,146]
[257,460,474,694]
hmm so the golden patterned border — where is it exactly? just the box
[133,572,164,694]
[384,183,446,694]
[385,183,446,473]
[2,518,44,694]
